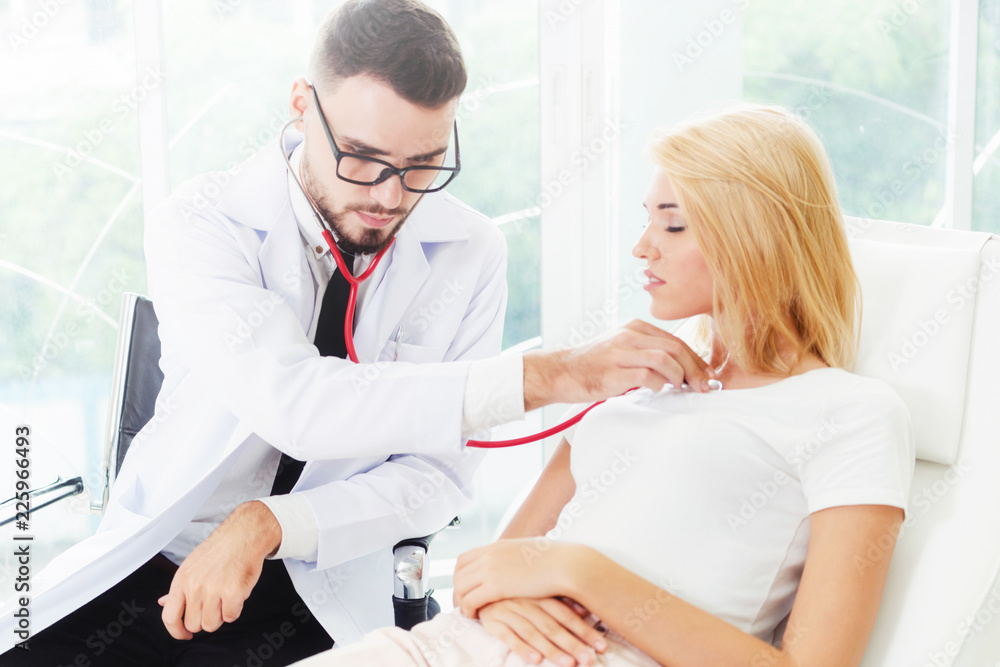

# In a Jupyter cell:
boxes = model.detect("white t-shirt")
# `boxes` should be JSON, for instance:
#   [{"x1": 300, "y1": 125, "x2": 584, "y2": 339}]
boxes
[{"x1": 548, "y1": 367, "x2": 915, "y2": 645}]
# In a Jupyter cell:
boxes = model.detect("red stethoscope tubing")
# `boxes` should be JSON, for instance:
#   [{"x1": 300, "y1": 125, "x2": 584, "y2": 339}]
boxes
[
  {"x1": 465, "y1": 394, "x2": 632, "y2": 448},
  {"x1": 323, "y1": 229, "x2": 618, "y2": 448},
  {"x1": 322, "y1": 229, "x2": 392, "y2": 364}
]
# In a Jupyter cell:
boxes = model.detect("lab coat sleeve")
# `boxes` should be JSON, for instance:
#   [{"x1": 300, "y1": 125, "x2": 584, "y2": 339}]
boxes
[
  {"x1": 144, "y1": 187, "x2": 472, "y2": 462},
  {"x1": 294, "y1": 226, "x2": 508, "y2": 569}
]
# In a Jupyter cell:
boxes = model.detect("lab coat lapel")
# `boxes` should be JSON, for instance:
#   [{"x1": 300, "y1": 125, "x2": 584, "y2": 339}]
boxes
[
  {"x1": 258, "y1": 207, "x2": 315, "y2": 331},
  {"x1": 222, "y1": 135, "x2": 314, "y2": 331},
  {"x1": 352, "y1": 226, "x2": 429, "y2": 362}
]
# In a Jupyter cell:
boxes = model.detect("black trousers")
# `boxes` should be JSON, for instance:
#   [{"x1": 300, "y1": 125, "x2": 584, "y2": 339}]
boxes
[{"x1": 0, "y1": 555, "x2": 333, "y2": 666}]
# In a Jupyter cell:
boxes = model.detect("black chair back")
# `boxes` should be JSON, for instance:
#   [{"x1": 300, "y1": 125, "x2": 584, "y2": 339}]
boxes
[{"x1": 115, "y1": 296, "x2": 164, "y2": 475}]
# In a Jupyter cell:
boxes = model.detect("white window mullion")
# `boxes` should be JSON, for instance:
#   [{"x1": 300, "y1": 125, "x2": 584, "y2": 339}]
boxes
[
  {"x1": 937, "y1": 0, "x2": 980, "y2": 230},
  {"x1": 540, "y1": 0, "x2": 585, "y2": 352},
  {"x1": 539, "y1": 0, "x2": 619, "y2": 456},
  {"x1": 132, "y1": 0, "x2": 170, "y2": 220}
]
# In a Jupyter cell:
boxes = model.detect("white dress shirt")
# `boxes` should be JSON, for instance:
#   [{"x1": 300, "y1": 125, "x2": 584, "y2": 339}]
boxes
[{"x1": 163, "y1": 145, "x2": 523, "y2": 564}]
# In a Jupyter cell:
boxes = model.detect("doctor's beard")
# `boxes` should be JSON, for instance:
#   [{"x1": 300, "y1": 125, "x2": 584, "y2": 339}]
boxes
[{"x1": 300, "y1": 151, "x2": 417, "y2": 256}]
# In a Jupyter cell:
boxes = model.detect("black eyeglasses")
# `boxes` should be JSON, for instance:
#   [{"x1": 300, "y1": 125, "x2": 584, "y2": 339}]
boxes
[{"x1": 310, "y1": 85, "x2": 461, "y2": 194}]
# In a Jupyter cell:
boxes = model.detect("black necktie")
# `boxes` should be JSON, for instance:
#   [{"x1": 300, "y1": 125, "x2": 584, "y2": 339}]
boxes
[{"x1": 270, "y1": 250, "x2": 355, "y2": 496}]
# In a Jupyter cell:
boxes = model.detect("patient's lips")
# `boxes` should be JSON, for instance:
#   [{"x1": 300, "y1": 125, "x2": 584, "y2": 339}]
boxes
[{"x1": 643, "y1": 269, "x2": 666, "y2": 290}]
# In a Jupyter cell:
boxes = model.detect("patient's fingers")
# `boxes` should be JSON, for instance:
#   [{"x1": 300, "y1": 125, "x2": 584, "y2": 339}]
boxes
[
  {"x1": 480, "y1": 599, "x2": 597, "y2": 667},
  {"x1": 538, "y1": 598, "x2": 607, "y2": 653},
  {"x1": 558, "y1": 597, "x2": 590, "y2": 618},
  {"x1": 480, "y1": 616, "x2": 545, "y2": 665}
]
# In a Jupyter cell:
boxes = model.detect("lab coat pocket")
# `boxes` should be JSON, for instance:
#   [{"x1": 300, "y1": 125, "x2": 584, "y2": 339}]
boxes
[{"x1": 394, "y1": 342, "x2": 449, "y2": 364}]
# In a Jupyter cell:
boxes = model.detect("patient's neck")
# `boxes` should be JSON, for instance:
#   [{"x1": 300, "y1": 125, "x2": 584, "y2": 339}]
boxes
[{"x1": 710, "y1": 337, "x2": 828, "y2": 391}]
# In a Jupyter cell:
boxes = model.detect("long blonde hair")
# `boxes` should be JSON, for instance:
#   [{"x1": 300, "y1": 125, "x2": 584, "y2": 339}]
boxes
[{"x1": 650, "y1": 103, "x2": 859, "y2": 374}]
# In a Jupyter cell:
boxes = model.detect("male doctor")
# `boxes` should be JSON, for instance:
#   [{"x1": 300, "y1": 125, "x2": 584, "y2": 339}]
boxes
[{"x1": 0, "y1": 1, "x2": 713, "y2": 664}]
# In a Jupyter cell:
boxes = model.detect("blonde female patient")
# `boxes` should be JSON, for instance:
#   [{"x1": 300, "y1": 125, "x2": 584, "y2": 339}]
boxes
[{"x1": 294, "y1": 104, "x2": 915, "y2": 667}]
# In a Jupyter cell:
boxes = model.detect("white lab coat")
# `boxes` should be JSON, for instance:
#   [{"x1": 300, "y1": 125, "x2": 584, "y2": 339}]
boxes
[{"x1": 0, "y1": 132, "x2": 508, "y2": 649}]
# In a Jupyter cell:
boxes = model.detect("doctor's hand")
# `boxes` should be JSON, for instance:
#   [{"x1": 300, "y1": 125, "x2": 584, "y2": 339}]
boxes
[
  {"x1": 523, "y1": 319, "x2": 714, "y2": 411},
  {"x1": 158, "y1": 500, "x2": 282, "y2": 640},
  {"x1": 478, "y1": 597, "x2": 607, "y2": 667}
]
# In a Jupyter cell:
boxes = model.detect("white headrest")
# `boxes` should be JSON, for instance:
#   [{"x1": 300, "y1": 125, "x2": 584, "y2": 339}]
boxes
[{"x1": 846, "y1": 218, "x2": 991, "y2": 464}]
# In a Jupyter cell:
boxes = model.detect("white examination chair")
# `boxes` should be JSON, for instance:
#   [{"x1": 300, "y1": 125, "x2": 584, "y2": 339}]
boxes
[{"x1": 847, "y1": 217, "x2": 1000, "y2": 666}]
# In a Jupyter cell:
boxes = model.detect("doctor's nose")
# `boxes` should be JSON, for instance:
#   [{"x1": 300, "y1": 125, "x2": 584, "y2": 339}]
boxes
[{"x1": 369, "y1": 174, "x2": 404, "y2": 211}]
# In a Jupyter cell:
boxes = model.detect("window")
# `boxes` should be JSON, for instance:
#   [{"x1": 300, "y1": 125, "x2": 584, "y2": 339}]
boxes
[
  {"x1": 743, "y1": 0, "x2": 951, "y2": 227},
  {"x1": 1, "y1": 1, "x2": 142, "y2": 586},
  {"x1": 606, "y1": 1, "x2": 995, "y2": 324},
  {"x1": 975, "y1": 0, "x2": 1000, "y2": 233},
  {"x1": 0, "y1": 0, "x2": 542, "y2": 596}
]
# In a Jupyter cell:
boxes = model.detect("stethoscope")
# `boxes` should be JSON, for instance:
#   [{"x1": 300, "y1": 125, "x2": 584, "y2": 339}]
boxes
[
  {"x1": 280, "y1": 118, "x2": 722, "y2": 449},
  {"x1": 281, "y1": 117, "x2": 393, "y2": 365}
]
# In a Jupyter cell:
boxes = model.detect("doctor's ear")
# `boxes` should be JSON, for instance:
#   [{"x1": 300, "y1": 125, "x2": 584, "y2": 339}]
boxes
[{"x1": 288, "y1": 77, "x2": 313, "y2": 132}]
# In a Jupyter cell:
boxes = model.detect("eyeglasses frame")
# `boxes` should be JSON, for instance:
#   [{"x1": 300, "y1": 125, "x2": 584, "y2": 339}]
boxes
[{"x1": 309, "y1": 84, "x2": 461, "y2": 194}]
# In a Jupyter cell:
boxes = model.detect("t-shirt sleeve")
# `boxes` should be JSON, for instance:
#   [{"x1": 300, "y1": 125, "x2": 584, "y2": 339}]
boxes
[
  {"x1": 797, "y1": 379, "x2": 916, "y2": 518},
  {"x1": 561, "y1": 402, "x2": 597, "y2": 445}
]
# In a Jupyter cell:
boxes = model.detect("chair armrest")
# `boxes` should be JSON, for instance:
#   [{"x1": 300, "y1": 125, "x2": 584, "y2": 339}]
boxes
[
  {"x1": 392, "y1": 517, "x2": 460, "y2": 599},
  {"x1": 393, "y1": 542, "x2": 430, "y2": 600},
  {"x1": 0, "y1": 476, "x2": 85, "y2": 527}
]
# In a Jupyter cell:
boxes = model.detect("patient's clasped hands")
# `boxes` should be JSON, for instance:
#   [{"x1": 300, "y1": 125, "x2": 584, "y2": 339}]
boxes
[{"x1": 454, "y1": 539, "x2": 608, "y2": 667}]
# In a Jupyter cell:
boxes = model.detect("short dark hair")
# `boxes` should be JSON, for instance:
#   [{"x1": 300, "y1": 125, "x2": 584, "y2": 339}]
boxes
[{"x1": 309, "y1": 0, "x2": 468, "y2": 108}]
